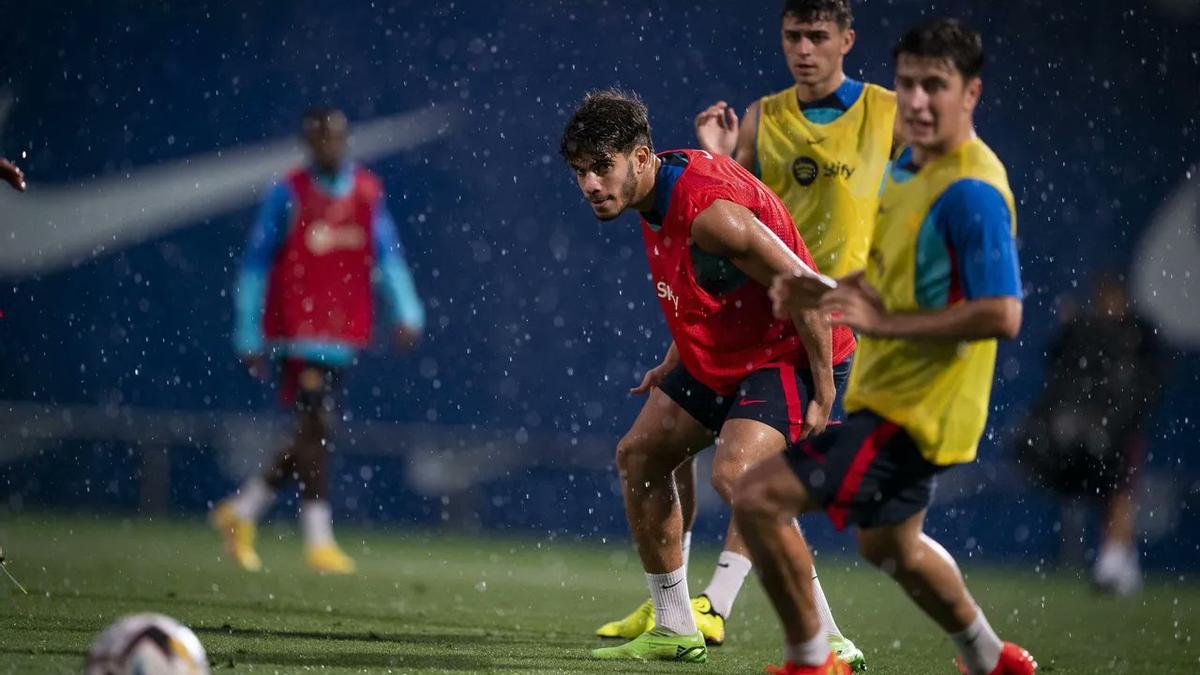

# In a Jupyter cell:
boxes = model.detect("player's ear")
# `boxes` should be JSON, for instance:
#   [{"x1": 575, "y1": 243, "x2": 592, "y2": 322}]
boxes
[
  {"x1": 634, "y1": 145, "x2": 653, "y2": 172},
  {"x1": 963, "y1": 76, "x2": 982, "y2": 113},
  {"x1": 842, "y1": 27, "x2": 855, "y2": 55}
]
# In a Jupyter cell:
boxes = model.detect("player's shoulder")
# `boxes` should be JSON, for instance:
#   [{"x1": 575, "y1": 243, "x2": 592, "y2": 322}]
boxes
[
  {"x1": 861, "y1": 82, "x2": 897, "y2": 109},
  {"x1": 757, "y1": 85, "x2": 795, "y2": 116},
  {"x1": 352, "y1": 165, "x2": 384, "y2": 198}
]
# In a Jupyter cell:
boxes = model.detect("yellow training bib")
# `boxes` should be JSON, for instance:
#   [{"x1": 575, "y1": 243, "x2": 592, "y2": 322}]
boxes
[
  {"x1": 756, "y1": 82, "x2": 895, "y2": 277},
  {"x1": 844, "y1": 137, "x2": 1016, "y2": 466}
]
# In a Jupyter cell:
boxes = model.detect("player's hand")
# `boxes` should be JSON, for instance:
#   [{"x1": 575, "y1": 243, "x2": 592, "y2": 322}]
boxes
[
  {"x1": 241, "y1": 354, "x2": 268, "y2": 381},
  {"x1": 0, "y1": 159, "x2": 26, "y2": 192},
  {"x1": 821, "y1": 271, "x2": 888, "y2": 335},
  {"x1": 630, "y1": 361, "x2": 673, "y2": 395},
  {"x1": 799, "y1": 397, "x2": 832, "y2": 440},
  {"x1": 694, "y1": 101, "x2": 739, "y2": 156},
  {"x1": 770, "y1": 272, "x2": 834, "y2": 318},
  {"x1": 393, "y1": 324, "x2": 422, "y2": 352}
]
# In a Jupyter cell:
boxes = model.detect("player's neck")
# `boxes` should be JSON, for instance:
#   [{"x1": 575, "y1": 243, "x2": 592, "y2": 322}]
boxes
[
  {"x1": 794, "y1": 70, "x2": 845, "y2": 104},
  {"x1": 912, "y1": 125, "x2": 976, "y2": 167},
  {"x1": 631, "y1": 155, "x2": 662, "y2": 214}
]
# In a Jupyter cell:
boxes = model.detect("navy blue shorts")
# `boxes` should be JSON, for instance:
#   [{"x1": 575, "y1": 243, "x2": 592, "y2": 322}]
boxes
[
  {"x1": 657, "y1": 359, "x2": 852, "y2": 441},
  {"x1": 784, "y1": 410, "x2": 945, "y2": 530}
]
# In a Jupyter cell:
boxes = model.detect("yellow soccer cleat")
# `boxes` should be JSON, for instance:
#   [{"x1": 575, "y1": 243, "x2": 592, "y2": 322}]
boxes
[
  {"x1": 691, "y1": 594, "x2": 726, "y2": 645},
  {"x1": 209, "y1": 501, "x2": 262, "y2": 572},
  {"x1": 305, "y1": 543, "x2": 357, "y2": 575},
  {"x1": 596, "y1": 598, "x2": 655, "y2": 639}
]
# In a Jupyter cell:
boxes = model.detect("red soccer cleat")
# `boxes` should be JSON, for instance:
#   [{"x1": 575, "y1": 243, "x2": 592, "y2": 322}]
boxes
[
  {"x1": 765, "y1": 651, "x2": 851, "y2": 675},
  {"x1": 956, "y1": 642, "x2": 1038, "y2": 674}
]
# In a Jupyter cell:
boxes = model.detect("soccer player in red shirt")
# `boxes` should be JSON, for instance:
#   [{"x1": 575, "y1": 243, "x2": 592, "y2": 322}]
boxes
[
  {"x1": 561, "y1": 89, "x2": 855, "y2": 663},
  {"x1": 210, "y1": 108, "x2": 424, "y2": 574}
]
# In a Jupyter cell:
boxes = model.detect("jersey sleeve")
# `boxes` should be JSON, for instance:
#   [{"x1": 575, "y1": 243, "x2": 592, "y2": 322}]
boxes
[
  {"x1": 232, "y1": 182, "x2": 291, "y2": 355},
  {"x1": 935, "y1": 179, "x2": 1022, "y2": 300},
  {"x1": 372, "y1": 198, "x2": 425, "y2": 331}
]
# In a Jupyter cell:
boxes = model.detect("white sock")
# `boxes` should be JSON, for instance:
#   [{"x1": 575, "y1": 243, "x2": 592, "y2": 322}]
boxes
[
  {"x1": 1095, "y1": 541, "x2": 1138, "y2": 577},
  {"x1": 229, "y1": 476, "x2": 274, "y2": 522},
  {"x1": 647, "y1": 567, "x2": 697, "y2": 635},
  {"x1": 300, "y1": 500, "x2": 335, "y2": 548},
  {"x1": 701, "y1": 551, "x2": 752, "y2": 618},
  {"x1": 950, "y1": 608, "x2": 1003, "y2": 675},
  {"x1": 681, "y1": 531, "x2": 693, "y2": 569},
  {"x1": 785, "y1": 630, "x2": 830, "y2": 667},
  {"x1": 811, "y1": 569, "x2": 844, "y2": 637}
]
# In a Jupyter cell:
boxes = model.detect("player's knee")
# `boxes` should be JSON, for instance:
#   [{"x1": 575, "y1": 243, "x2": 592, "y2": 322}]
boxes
[
  {"x1": 709, "y1": 464, "x2": 738, "y2": 504},
  {"x1": 615, "y1": 434, "x2": 652, "y2": 475},
  {"x1": 732, "y1": 472, "x2": 782, "y2": 525}
]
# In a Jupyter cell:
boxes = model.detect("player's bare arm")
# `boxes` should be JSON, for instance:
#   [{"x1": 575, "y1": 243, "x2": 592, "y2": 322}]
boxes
[
  {"x1": 692, "y1": 199, "x2": 834, "y2": 436},
  {"x1": 694, "y1": 101, "x2": 759, "y2": 174},
  {"x1": 630, "y1": 341, "x2": 680, "y2": 395},
  {"x1": 1, "y1": 158, "x2": 27, "y2": 192},
  {"x1": 821, "y1": 271, "x2": 1022, "y2": 340}
]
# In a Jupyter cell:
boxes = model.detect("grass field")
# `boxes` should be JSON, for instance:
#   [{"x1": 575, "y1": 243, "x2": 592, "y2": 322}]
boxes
[{"x1": 1, "y1": 514, "x2": 1197, "y2": 673}]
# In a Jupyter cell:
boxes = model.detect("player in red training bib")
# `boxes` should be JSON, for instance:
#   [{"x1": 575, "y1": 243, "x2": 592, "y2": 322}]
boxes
[
  {"x1": 561, "y1": 89, "x2": 854, "y2": 664},
  {"x1": 210, "y1": 108, "x2": 424, "y2": 575}
]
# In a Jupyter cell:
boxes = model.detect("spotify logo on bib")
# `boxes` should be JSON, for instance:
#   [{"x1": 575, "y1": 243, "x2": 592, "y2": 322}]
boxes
[{"x1": 792, "y1": 156, "x2": 818, "y2": 186}]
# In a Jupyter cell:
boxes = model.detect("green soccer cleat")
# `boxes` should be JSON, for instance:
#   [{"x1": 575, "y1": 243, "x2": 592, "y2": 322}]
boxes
[
  {"x1": 595, "y1": 597, "x2": 655, "y2": 639},
  {"x1": 591, "y1": 627, "x2": 708, "y2": 662},
  {"x1": 830, "y1": 633, "x2": 867, "y2": 672}
]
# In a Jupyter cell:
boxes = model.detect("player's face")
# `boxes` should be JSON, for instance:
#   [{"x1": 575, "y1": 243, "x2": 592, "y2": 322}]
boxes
[
  {"x1": 780, "y1": 15, "x2": 854, "y2": 87},
  {"x1": 894, "y1": 54, "x2": 981, "y2": 151},
  {"x1": 570, "y1": 150, "x2": 642, "y2": 221},
  {"x1": 304, "y1": 114, "x2": 349, "y2": 172}
]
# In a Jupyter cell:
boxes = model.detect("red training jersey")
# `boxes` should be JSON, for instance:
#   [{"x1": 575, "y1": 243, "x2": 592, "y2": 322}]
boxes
[
  {"x1": 263, "y1": 167, "x2": 381, "y2": 347},
  {"x1": 641, "y1": 149, "x2": 855, "y2": 394}
]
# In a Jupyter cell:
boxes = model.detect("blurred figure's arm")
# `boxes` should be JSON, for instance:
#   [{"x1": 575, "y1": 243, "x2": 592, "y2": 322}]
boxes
[
  {"x1": 233, "y1": 183, "x2": 291, "y2": 361},
  {"x1": 372, "y1": 199, "x2": 424, "y2": 350},
  {"x1": 0, "y1": 158, "x2": 26, "y2": 192}
]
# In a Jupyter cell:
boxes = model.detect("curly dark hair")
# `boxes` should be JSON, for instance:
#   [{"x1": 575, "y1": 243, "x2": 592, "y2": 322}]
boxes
[
  {"x1": 893, "y1": 18, "x2": 984, "y2": 79},
  {"x1": 781, "y1": 0, "x2": 852, "y2": 29},
  {"x1": 559, "y1": 89, "x2": 653, "y2": 165}
]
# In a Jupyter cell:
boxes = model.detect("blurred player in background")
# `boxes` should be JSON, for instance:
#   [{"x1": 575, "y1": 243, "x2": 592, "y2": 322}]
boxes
[
  {"x1": 1017, "y1": 275, "x2": 1164, "y2": 596},
  {"x1": 1, "y1": 158, "x2": 26, "y2": 191},
  {"x1": 599, "y1": 3, "x2": 891, "y2": 666},
  {"x1": 211, "y1": 107, "x2": 424, "y2": 574},
  {"x1": 562, "y1": 89, "x2": 856, "y2": 663},
  {"x1": 735, "y1": 19, "x2": 1037, "y2": 674}
]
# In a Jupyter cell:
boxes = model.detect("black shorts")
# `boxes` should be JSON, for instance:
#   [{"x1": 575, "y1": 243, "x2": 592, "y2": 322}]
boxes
[
  {"x1": 658, "y1": 359, "x2": 852, "y2": 441},
  {"x1": 784, "y1": 410, "x2": 944, "y2": 531}
]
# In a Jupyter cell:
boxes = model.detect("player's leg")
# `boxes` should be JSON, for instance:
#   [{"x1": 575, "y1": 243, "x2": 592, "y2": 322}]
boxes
[
  {"x1": 733, "y1": 452, "x2": 844, "y2": 672},
  {"x1": 210, "y1": 359, "x2": 307, "y2": 571},
  {"x1": 1094, "y1": 434, "x2": 1143, "y2": 595},
  {"x1": 674, "y1": 456, "x2": 697, "y2": 568},
  {"x1": 291, "y1": 365, "x2": 355, "y2": 574},
  {"x1": 591, "y1": 387, "x2": 714, "y2": 661},
  {"x1": 692, "y1": 364, "x2": 863, "y2": 667},
  {"x1": 856, "y1": 515, "x2": 1035, "y2": 674}
]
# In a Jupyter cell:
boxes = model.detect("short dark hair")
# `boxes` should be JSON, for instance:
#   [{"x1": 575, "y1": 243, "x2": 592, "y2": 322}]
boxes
[
  {"x1": 302, "y1": 106, "x2": 347, "y2": 132},
  {"x1": 781, "y1": 0, "x2": 852, "y2": 29},
  {"x1": 560, "y1": 89, "x2": 653, "y2": 164},
  {"x1": 893, "y1": 18, "x2": 984, "y2": 79}
]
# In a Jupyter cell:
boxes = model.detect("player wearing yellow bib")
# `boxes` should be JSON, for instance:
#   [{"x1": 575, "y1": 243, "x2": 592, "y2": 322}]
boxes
[
  {"x1": 595, "y1": 2, "x2": 882, "y2": 669},
  {"x1": 734, "y1": 19, "x2": 1037, "y2": 675}
]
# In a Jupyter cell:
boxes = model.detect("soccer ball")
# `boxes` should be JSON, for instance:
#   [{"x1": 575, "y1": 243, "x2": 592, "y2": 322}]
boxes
[{"x1": 85, "y1": 613, "x2": 210, "y2": 675}]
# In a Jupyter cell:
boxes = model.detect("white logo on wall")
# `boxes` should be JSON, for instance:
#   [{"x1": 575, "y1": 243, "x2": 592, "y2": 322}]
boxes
[
  {"x1": 1133, "y1": 163, "x2": 1200, "y2": 349},
  {"x1": 0, "y1": 104, "x2": 455, "y2": 277}
]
